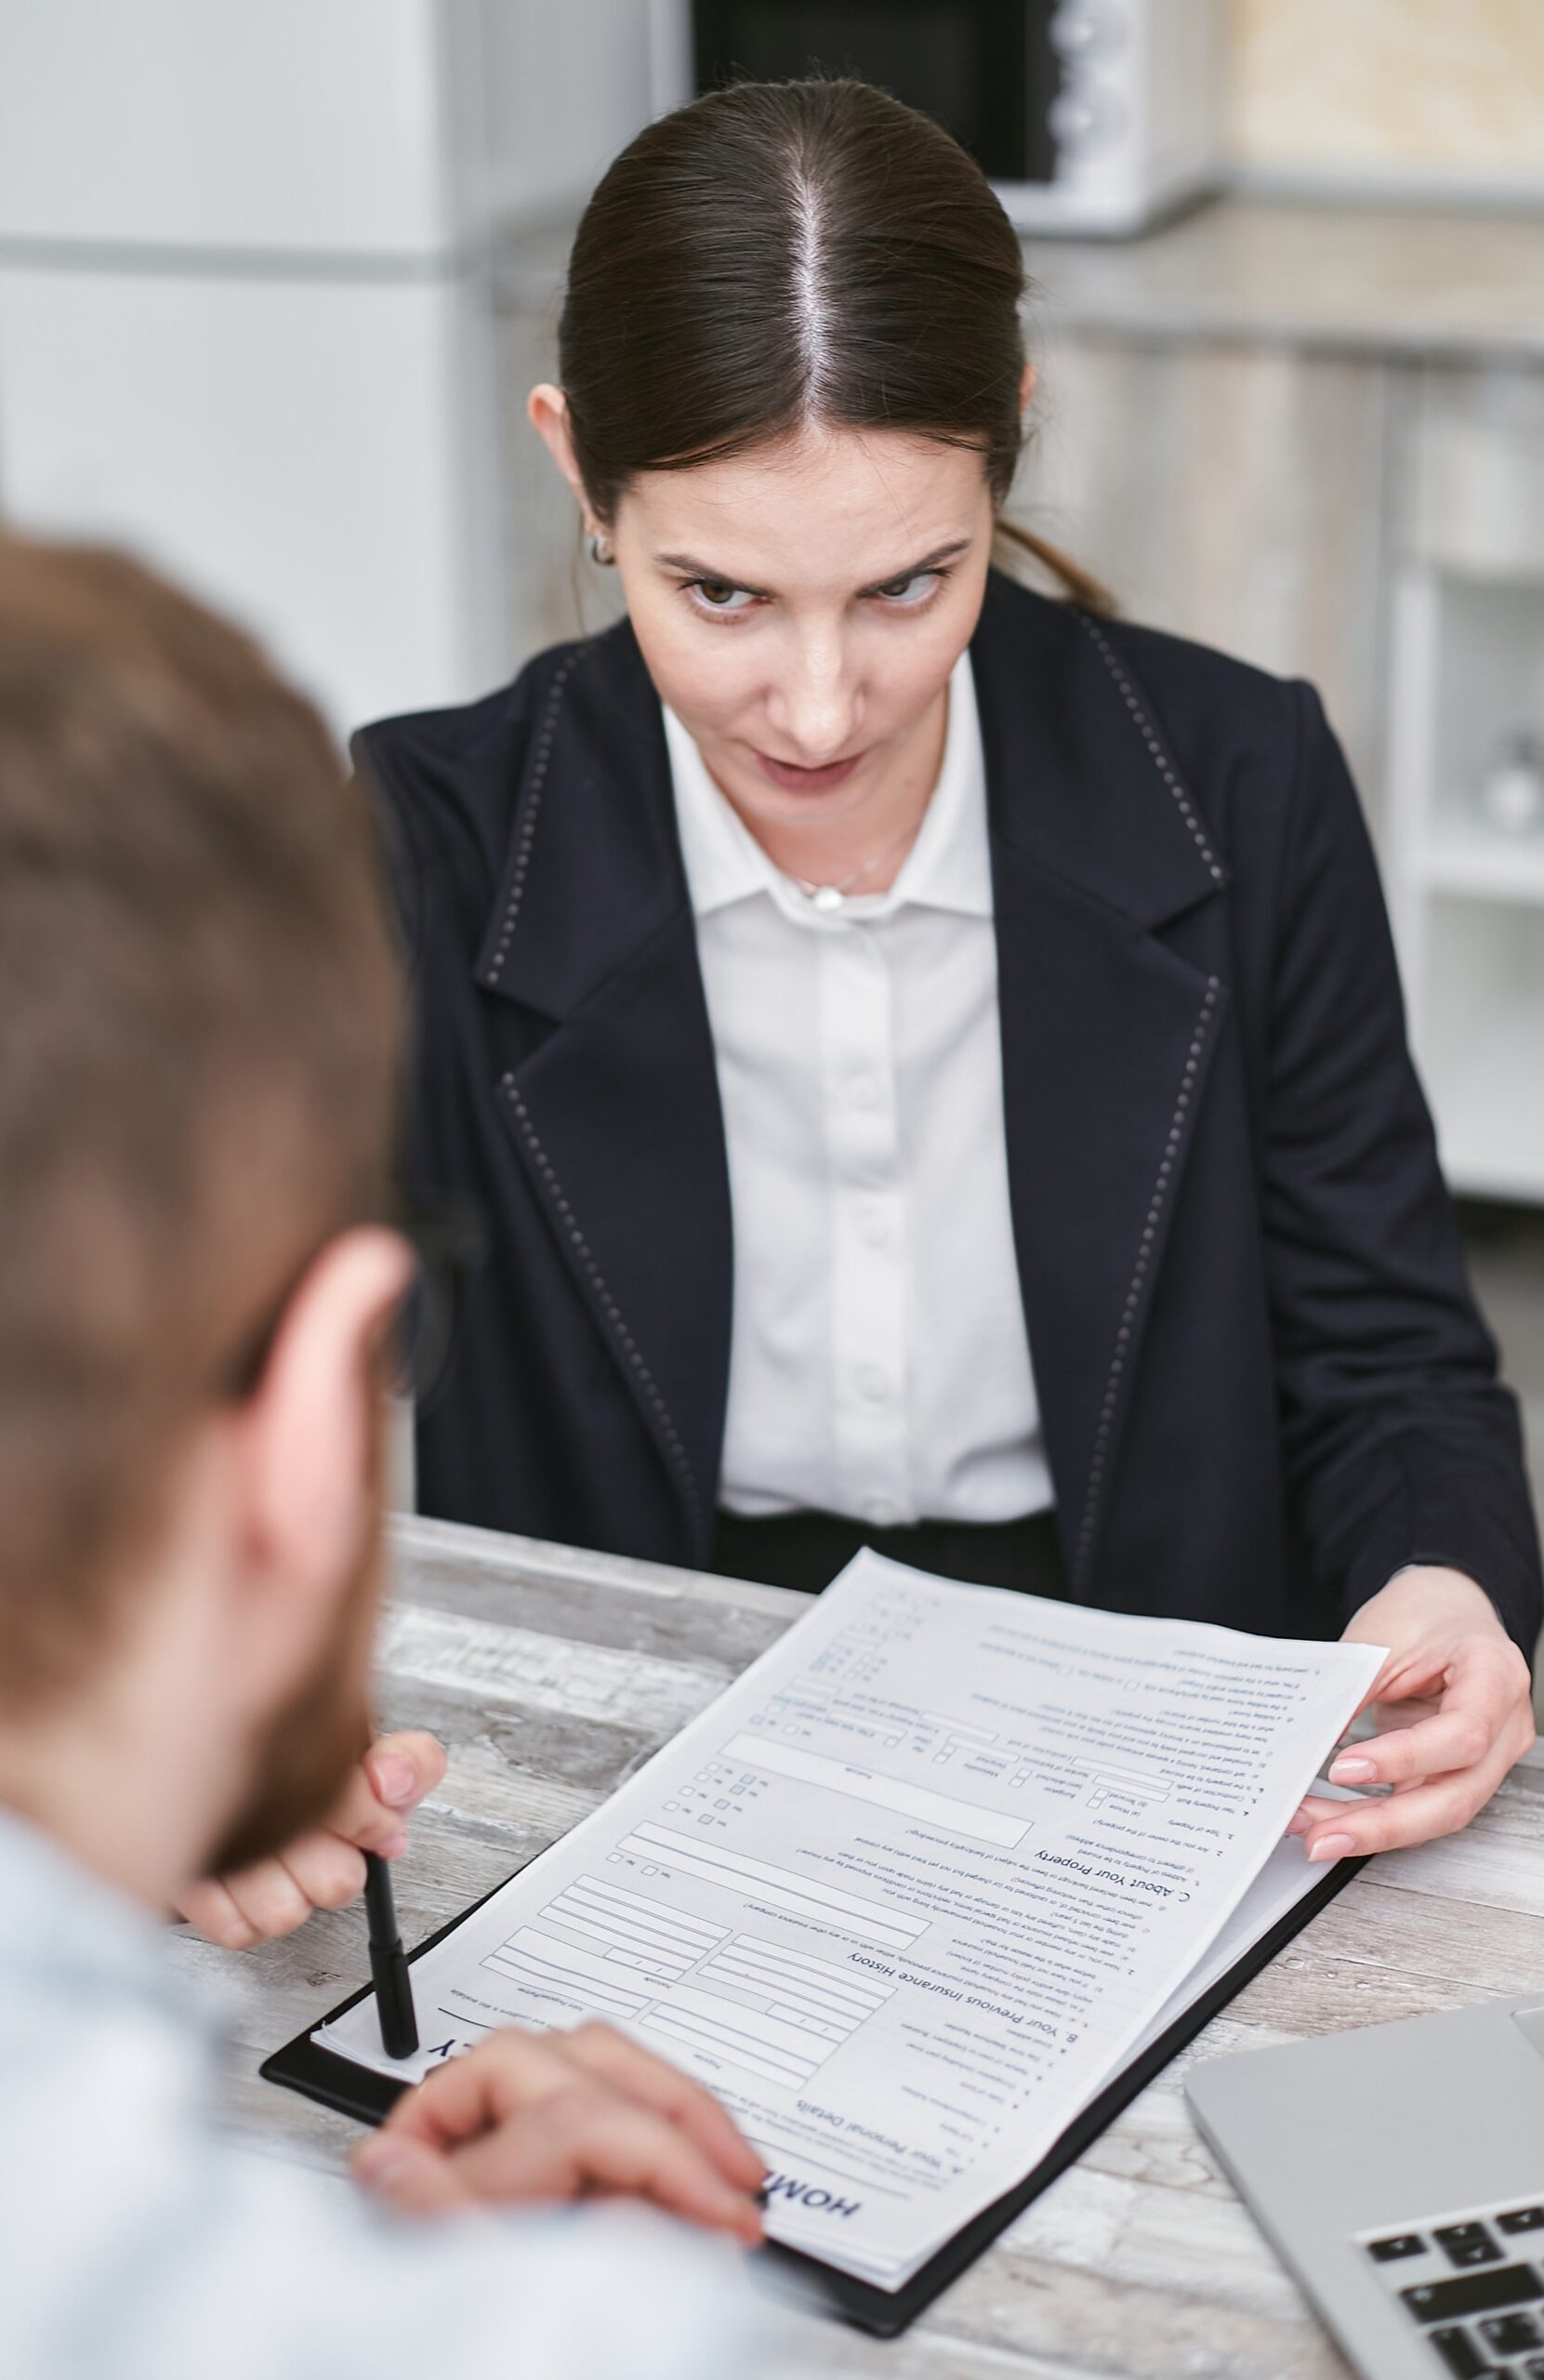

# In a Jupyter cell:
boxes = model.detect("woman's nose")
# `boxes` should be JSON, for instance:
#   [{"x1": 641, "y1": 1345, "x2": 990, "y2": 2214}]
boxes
[{"x1": 765, "y1": 641, "x2": 859, "y2": 760}]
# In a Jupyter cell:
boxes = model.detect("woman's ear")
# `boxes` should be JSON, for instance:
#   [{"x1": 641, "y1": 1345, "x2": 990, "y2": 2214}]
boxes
[
  {"x1": 1019, "y1": 362, "x2": 1037, "y2": 417},
  {"x1": 527, "y1": 384, "x2": 595, "y2": 524}
]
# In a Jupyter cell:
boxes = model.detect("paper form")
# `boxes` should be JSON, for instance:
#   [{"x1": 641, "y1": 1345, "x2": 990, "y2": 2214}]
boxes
[
  {"x1": 1120, "y1": 1783, "x2": 1364, "y2": 2071},
  {"x1": 319, "y1": 1553, "x2": 1383, "y2": 2284}
]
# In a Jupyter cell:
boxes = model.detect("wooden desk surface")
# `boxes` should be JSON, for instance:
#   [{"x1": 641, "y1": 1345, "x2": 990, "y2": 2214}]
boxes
[{"x1": 170, "y1": 1514, "x2": 1544, "y2": 2379}]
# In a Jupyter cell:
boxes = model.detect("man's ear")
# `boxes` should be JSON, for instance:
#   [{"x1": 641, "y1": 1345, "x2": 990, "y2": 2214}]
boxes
[
  {"x1": 236, "y1": 1228, "x2": 415, "y2": 1611},
  {"x1": 527, "y1": 383, "x2": 595, "y2": 524}
]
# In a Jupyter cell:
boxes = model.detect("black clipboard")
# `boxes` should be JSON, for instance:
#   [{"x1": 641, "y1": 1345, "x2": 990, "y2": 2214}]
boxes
[{"x1": 262, "y1": 1844, "x2": 1367, "y2": 2337}]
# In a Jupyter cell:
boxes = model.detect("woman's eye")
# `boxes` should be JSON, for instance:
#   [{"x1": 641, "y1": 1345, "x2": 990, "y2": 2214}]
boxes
[
  {"x1": 873, "y1": 571, "x2": 941, "y2": 606},
  {"x1": 689, "y1": 578, "x2": 756, "y2": 614}
]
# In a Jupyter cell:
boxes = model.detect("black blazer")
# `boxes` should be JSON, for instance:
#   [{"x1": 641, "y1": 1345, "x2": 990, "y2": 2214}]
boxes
[{"x1": 358, "y1": 569, "x2": 1542, "y2": 1653}]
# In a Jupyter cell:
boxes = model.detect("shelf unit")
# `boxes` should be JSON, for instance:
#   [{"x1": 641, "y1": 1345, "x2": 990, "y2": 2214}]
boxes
[{"x1": 1386, "y1": 567, "x2": 1544, "y2": 1202}]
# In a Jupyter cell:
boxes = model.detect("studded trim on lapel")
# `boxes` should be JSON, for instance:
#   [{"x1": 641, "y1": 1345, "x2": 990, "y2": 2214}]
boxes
[
  {"x1": 1074, "y1": 613, "x2": 1228, "y2": 893},
  {"x1": 470, "y1": 623, "x2": 732, "y2": 1556},
  {"x1": 499, "y1": 1072, "x2": 706, "y2": 1533},
  {"x1": 480, "y1": 654, "x2": 582, "y2": 992},
  {"x1": 973, "y1": 576, "x2": 1233, "y2": 1596},
  {"x1": 1070, "y1": 972, "x2": 1223, "y2": 1590}
]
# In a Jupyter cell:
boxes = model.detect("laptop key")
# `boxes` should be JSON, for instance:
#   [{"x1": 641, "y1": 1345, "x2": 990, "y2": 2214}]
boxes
[
  {"x1": 1522, "y1": 2359, "x2": 1544, "y2": 2378},
  {"x1": 1499, "y1": 2208, "x2": 1544, "y2": 2238},
  {"x1": 1427, "y1": 2328, "x2": 1491, "y2": 2378},
  {"x1": 1402, "y1": 2267, "x2": 1544, "y2": 2323},
  {"x1": 1479, "y1": 2309, "x2": 1542, "y2": 2353},
  {"x1": 1433, "y1": 2225, "x2": 1505, "y2": 2268},
  {"x1": 1369, "y1": 2233, "x2": 1428, "y2": 2262}
]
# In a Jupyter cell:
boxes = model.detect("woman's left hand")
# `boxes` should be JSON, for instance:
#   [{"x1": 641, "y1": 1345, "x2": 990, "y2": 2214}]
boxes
[{"x1": 1288, "y1": 1567, "x2": 1535, "y2": 1862}]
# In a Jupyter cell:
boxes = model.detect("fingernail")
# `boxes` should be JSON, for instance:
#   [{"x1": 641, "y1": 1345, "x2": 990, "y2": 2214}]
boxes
[
  {"x1": 353, "y1": 2138, "x2": 413, "y2": 2188},
  {"x1": 1308, "y1": 1832, "x2": 1356, "y2": 1863},
  {"x1": 370, "y1": 1753, "x2": 417, "y2": 1805},
  {"x1": 376, "y1": 1828, "x2": 410, "y2": 1859},
  {"x1": 1284, "y1": 1810, "x2": 1310, "y2": 1837},
  {"x1": 1329, "y1": 1755, "x2": 1376, "y2": 1783}
]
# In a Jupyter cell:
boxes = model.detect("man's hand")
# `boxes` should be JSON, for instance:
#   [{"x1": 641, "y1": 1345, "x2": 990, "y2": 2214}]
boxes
[
  {"x1": 174, "y1": 1731, "x2": 446, "y2": 1948},
  {"x1": 351, "y1": 2021, "x2": 767, "y2": 2244},
  {"x1": 1289, "y1": 1568, "x2": 1535, "y2": 1862}
]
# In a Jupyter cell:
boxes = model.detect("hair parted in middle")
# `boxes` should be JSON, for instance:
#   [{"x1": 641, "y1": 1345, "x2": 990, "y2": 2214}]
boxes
[{"x1": 558, "y1": 75, "x2": 1110, "y2": 612}]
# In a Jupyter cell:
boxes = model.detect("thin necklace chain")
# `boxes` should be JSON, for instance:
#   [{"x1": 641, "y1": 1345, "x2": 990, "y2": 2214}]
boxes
[{"x1": 785, "y1": 812, "x2": 923, "y2": 906}]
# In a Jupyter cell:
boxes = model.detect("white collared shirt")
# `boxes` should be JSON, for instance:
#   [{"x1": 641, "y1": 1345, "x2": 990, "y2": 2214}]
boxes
[{"x1": 665, "y1": 652, "x2": 1054, "y2": 1528}]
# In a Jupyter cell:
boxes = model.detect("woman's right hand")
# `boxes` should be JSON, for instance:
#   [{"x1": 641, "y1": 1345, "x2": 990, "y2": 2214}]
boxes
[{"x1": 351, "y1": 2021, "x2": 766, "y2": 2243}]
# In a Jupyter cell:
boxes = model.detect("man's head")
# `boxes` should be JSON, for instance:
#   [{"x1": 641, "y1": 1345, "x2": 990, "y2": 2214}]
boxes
[{"x1": 0, "y1": 535, "x2": 411, "y2": 1897}]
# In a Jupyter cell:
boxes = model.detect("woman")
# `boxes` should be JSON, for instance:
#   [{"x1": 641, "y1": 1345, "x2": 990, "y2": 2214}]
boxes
[{"x1": 360, "y1": 79, "x2": 1539, "y2": 1865}]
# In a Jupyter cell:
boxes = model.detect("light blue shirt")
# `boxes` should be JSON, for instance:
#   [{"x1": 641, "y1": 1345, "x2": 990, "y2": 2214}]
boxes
[{"x1": 0, "y1": 1811, "x2": 796, "y2": 2380}]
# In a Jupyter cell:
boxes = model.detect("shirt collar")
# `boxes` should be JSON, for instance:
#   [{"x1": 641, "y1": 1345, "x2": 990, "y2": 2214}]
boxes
[{"x1": 664, "y1": 649, "x2": 993, "y2": 927}]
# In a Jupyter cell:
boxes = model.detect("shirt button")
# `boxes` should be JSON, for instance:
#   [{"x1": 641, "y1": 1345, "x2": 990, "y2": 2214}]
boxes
[
  {"x1": 865, "y1": 1497, "x2": 902, "y2": 1527},
  {"x1": 848, "y1": 1072, "x2": 881, "y2": 1110},
  {"x1": 859, "y1": 1206, "x2": 891, "y2": 1250},
  {"x1": 856, "y1": 1363, "x2": 891, "y2": 1403}
]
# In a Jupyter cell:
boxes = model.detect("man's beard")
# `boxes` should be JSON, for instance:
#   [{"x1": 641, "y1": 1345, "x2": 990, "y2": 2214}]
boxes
[{"x1": 203, "y1": 1444, "x2": 387, "y2": 1876}]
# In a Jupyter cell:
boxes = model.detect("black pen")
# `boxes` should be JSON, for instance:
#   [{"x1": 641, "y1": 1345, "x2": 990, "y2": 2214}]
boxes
[{"x1": 363, "y1": 1849, "x2": 419, "y2": 2059}]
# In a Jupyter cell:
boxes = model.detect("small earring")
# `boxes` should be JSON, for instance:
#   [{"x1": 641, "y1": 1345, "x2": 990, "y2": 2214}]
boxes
[{"x1": 587, "y1": 529, "x2": 614, "y2": 566}]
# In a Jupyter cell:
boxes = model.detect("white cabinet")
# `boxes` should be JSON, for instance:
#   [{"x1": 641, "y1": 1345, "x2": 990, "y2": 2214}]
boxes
[
  {"x1": 0, "y1": 2, "x2": 652, "y2": 734},
  {"x1": 0, "y1": 261, "x2": 502, "y2": 734},
  {"x1": 1380, "y1": 367, "x2": 1544, "y2": 1203},
  {"x1": 1387, "y1": 563, "x2": 1544, "y2": 1201},
  {"x1": 0, "y1": 1, "x2": 465, "y2": 257}
]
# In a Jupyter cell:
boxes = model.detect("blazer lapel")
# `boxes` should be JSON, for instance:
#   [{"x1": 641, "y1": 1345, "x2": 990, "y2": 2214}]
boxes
[
  {"x1": 974, "y1": 579, "x2": 1232, "y2": 1595},
  {"x1": 475, "y1": 623, "x2": 732, "y2": 1559}
]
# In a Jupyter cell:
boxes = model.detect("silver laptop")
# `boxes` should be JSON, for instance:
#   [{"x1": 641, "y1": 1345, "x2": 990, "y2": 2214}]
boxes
[{"x1": 1187, "y1": 2000, "x2": 1544, "y2": 2379}]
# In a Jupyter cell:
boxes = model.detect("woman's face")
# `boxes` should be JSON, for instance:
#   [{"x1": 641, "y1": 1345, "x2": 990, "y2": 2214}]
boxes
[{"x1": 572, "y1": 417, "x2": 995, "y2": 835}]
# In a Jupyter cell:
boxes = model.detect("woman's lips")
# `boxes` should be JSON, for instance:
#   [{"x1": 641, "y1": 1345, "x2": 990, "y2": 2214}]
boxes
[{"x1": 753, "y1": 747, "x2": 867, "y2": 794}]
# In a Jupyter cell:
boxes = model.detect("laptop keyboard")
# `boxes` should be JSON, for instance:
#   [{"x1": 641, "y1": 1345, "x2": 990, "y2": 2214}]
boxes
[{"x1": 1358, "y1": 2198, "x2": 1544, "y2": 2374}]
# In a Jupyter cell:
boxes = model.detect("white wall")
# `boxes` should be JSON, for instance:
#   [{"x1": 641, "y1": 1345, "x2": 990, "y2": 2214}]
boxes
[
  {"x1": 0, "y1": 258, "x2": 503, "y2": 734},
  {"x1": 0, "y1": 1, "x2": 653, "y2": 733},
  {"x1": 478, "y1": 0, "x2": 653, "y2": 226},
  {"x1": 0, "y1": 0, "x2": 466, "y2": 258}
]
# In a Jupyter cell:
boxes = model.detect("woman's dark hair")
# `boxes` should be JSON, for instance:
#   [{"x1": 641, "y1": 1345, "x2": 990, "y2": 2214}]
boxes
[{"x1": 558, "y1": 76, "x2": 1110, "y2": 612}]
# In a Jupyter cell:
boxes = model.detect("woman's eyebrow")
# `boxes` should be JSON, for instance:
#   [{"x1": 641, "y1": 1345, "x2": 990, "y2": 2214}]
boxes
[
  {"x1": 653, "y1": 536, "x2": 974, "y2": 595},
  {"x1": 856, "y1": 537, "x2": 973, "y2": 591},
  {"x1": 655, "y1": 551, "x2": 773, "y2": 594}
]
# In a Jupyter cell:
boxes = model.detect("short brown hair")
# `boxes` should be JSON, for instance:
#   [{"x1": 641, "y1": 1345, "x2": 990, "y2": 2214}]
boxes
[{"x1": 0, "y1": 535, "x2": 400, "y2": 1705}]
